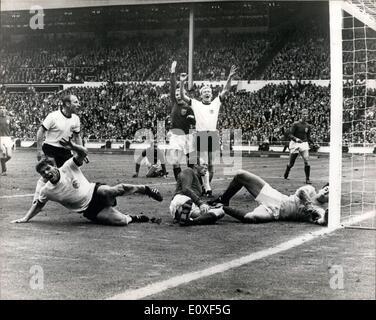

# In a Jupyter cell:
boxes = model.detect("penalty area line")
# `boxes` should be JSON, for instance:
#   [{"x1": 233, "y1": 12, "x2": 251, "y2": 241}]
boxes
[{"x1": 107, "y1": 210, "x2": 376, "y2": 300}]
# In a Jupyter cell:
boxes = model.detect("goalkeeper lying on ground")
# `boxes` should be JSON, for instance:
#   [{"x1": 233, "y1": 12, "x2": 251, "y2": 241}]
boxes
[{"x1": 209, "y1": 169, "x2": 329, "y2": 225}]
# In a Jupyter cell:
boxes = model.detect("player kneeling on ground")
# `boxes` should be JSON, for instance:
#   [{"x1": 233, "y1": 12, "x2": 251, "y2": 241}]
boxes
[
  {"x1": 169, "y1": 159, "x2": 224, "y2": 226},
  {"x1": 209, "y1": 169, "x2": 329, "y2": 226},
  {"x1": 12, "y1": 138, "x2": 163, "y2": 226}
]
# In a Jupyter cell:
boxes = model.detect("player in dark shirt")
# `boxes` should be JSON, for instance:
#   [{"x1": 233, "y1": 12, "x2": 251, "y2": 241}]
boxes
[
  {"x1": 168, "y1": 61, "x2": 196, "y2": 181},
  {"x1": 169, "y1": 159, "x2": 224, "y2": 226},
  {"x1": 133, "y1": 142, "x2": 168, "y2": 178},
  {"x1": 0, "y1": 105, "x2": 13, "y2": 176},
  {"x1": 283, "y1": 108, "x2": 314, "y2": 184}
]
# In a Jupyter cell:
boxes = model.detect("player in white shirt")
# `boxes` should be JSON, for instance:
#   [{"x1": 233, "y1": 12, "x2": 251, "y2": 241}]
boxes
[
  {"x1": 33, "y1": 94, "x2": 84, "y2": 203},
  {"x1": 12, "y1": 138, "x2": 163, "y2": 226},
  {"x1": 37, "y1": 94, "x2": 82, "y2": 167},
  {"x1": 209, "y1": 169, "x2": 329, "y2": 225},
  {"x1": 179, "y1": 65, "x2": 237, "y2": 196}
]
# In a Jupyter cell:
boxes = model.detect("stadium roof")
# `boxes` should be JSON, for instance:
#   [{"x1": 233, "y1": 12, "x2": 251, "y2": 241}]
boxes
[{"x1": 1, "y1": 0, "x2": 227, "y2": 12}]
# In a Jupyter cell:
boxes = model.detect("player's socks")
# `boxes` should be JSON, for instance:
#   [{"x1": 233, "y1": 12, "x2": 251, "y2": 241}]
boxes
[
  {"x1": 133, "y1": 163, "x2": 140, "y2": 177},
  {"x1": 202, "y1": 171, "x2": 211, "y2": 195},
  {"x1": 0, "y1": 158, "x2": 6, "y2": 173},
  {"x1": 208, "y1": 196, "x2": 228, "y2": 206},
  {"x1": 208, "y1": 165, "x2": 214, "y2": 182},
  {"x1": 304, "y1": 165, "x2": 311, "y2": 184},
  {"x1": 173, "y1": 167, "x2": 181, "y2": 180},
  {"x1": 130, "y1": 214, "x2": 150, "y2": 223},
  {"x1": 217, "y1": 176, "x2": 244, "y2": 205},
  {"x1": 186, "y1": 212, "x2": 219, "y2": 226},
  {"x1": 144, "y1": 186, "x2": 163, "y2": 202},
  {"x1": 284, "y1": 165, "x2": 291, "y2": 179},
  {"x1": 161, "y1": 164, "x2": 167, "y2": 176},
  {"x1": 223, "y1": 206, "x2": 249, "y2": 222}
]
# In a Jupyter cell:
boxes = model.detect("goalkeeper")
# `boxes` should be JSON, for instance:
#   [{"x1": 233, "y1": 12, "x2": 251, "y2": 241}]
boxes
[{"x1": 209, "y1": 169, "x2": 329, "y2": 225}]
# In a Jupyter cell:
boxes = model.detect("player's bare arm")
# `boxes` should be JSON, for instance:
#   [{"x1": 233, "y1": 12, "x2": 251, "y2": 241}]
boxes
[
  {"x1": 59, "y1": 138, "x2": 88, "y2": 165},
  {"x1": 11, "y1": 200, "x2": 46, "y2": 223},
  {"x1": 72, "y1": 131, "x2": 83, "y2": 146},
  {"x1": 170, "y1": 60, "x2": 177, "y2": 101},
  {"x1": 179, "y1": 73, "x2": 191, "y2": 104},
  {"x1": 219, "y1": 65, "x2": 237, "y2": 100},
  {"x1": 36, "y1": 126, "x2": 47, "y2": 160}
]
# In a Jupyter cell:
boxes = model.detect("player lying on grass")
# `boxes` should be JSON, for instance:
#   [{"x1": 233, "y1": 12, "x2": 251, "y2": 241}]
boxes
[
  {"x1": 12, "y1": 138, "x2": 163, "y2": 226},
  {"x1": 169, "y1": 158, "x2": 224, "y2": 226},
  {"x1": 209, "y1": 169, "x2": 329, "y2": 225}
]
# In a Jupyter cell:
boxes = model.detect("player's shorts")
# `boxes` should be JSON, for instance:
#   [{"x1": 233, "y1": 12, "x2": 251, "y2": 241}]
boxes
[
  {"x1": 0, "y1": 136, "x2": 14, "y2": 157},
  {"x1": 289, "y1": 141, "x2": 310, "y2": 154},
  {"x1": 169, "y1": 133, "x2": 195, "y2": 155},
  {"x1": 81, "y1": 183, "x2": 117, "y2": 222},
  {"x1": 246, "y1": 183, "x2": 289, "y2": 220},
  {"x1": 42, "y1": 143, "x2": 72, "y2": 168}
]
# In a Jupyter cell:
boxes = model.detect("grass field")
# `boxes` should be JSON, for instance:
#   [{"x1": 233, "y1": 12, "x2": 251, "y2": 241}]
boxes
[{"x1": 0, "y1": 150, "x2": 375, "y2": 300}]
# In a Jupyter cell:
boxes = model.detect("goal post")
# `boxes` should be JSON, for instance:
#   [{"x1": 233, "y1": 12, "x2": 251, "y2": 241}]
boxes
[
  {"x1": 329, "y1": 0, "x2": 376, "y2": 229},
  {"x1": 328, "y1": 0, "x2": 343, "y2": 228}
]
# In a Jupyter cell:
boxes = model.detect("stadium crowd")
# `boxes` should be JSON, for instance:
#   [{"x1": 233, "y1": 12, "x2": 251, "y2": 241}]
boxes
[
  {"x1": 261, "y1": 24, "x2": 330, "y2": 80},
  {"x1": 1, "y1": 79, "x2": 374, "y2": 144},
  {"x1": 1, "y1": 29, "x2": 333, "y2": 83}
]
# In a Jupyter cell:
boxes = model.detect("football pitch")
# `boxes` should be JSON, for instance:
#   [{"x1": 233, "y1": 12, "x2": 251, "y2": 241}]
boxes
[{"x1": 0, "y1": 151, "x2": 375, "y2": 299}]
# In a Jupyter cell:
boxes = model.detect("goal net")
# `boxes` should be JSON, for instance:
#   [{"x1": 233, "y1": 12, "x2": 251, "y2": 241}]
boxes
[{"x1": 329, "y1": 0, "x2": 376, "y2": 229}]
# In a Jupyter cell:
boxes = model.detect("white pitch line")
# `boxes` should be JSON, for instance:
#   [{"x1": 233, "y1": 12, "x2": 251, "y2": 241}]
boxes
[
  {"x1": 0, "y1": 193, "x2": 34, "y2": 199},
  {"x1": 107, "y1": 210, "x2": 376, "y2": 300}
]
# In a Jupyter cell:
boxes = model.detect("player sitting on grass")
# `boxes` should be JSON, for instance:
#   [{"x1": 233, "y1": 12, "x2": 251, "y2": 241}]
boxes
[
  {"x1": 12, "y1": 138, "x2": 163, "y2": 226},
  {"x1": 209, "y1": 169, "x2": 329, "y2": 226},
  {"x1": 169, "y1": 158, "x2": 224, "y2": 226}
]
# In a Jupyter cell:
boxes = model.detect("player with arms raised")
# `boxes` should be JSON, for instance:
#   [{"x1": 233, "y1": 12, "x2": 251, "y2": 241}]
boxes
[
  {"x1": 168, "y1": 60, "x2": 195, "y2": 181},
  {"x1": 179, "y1": 65, "x2": 237, "y2": 195},
  {"x1": 283, "y1": 108, "x2": 314, "y2": 184}
]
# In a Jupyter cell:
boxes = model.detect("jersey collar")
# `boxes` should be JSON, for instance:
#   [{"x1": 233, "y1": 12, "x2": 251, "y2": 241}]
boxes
[{"x1": 59, "y1": 107, "x2": 72, "y2": 119}]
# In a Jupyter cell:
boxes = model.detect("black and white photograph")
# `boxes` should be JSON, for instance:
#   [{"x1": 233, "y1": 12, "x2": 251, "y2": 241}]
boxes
[{"x1": 0, "y1": 0, "x2": 375, "y2": 304}]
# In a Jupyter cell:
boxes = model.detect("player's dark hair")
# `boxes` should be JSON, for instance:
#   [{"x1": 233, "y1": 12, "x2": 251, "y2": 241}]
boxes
[
  {"x1": 322, "y1": 182, "x2": 329, "y2": 188},
  {"x1": 35, "y1": 158, "x2": 55, "y2": 173}
]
